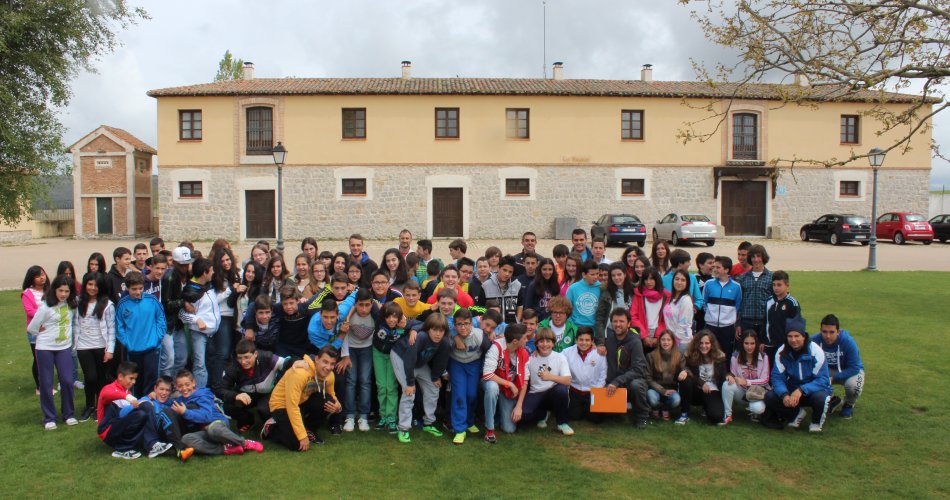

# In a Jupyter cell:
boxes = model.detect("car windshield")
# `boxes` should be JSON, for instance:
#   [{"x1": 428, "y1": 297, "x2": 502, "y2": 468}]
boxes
[
  {"x1": 845, "y1": 217, "x2": 868, "y2": 224},
  {"x1": 611, "y1": 216, "x2": 641, "y2": 224},
  {"x1": 905, "y1": 214, "x2": 925, "y2": 222},
  {"x1": 681, "y1": 215, "x2": 710, "y2": 222}
]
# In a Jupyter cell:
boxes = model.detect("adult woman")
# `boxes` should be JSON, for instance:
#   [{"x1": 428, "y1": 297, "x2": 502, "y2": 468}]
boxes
[
  {"x1": 301, "y1": 237, "x2": 319, "y2": 262},
  {"x1": 646, "y1": 330, "x2": 685, "y2": 421},
  {"x1": 21, "y1": 265, "x2": 49, "y2": 395},
  {"x1": 630, "y1": 268, "x2": 670, "y2": 351},
  {"x1": 663, "y1": 269, "x2": 694, "y2": 351},
  {"x1": 381, "y1": 248, "x2": 410, "y2": 292},
  {"x1": 28, "y1": 275, "x2": 78, "y2": 429},
  {"x1": 595, "y1": 262, "x2": 635, "y2": 342},
  {"x1": 74, "y1": 272, "x2": 115, "y2": 422},
  {"x1": 763, "y1": 319, "x2": 832, "y2": 433},
  {"x1": 235, "y1": 261, "x2": 263, "y2": 326},
  {"x1": 262, "y1": 255, "x2": 291, "y2": 304},
  {"x1": 291, "y1": 253, "x2": 319, "y2": 299},
  {"x1": 86, "y1": 253, "x2": 107, "y2": 276},
  {"x1": 721, "y1": 331, "x2": 769, "y2": 425},
  {"x1": 250, "y1": 243, "x2": 270, "y2": 268},
  {"x1": 209, "y1": 248, "x2": 245, "y2": 388},
  {"x1": 522, "y1": 258, "x2": 560, "y2": 321},
  {"x1": 650, "y1": 239, "x2": 671, "y2": 275},
  {"x1": 559, "y1": 254, "x2": 582, "y2": 296},
  {"x1": 676, "y1": 330, "x2": 727, "y2": 425}
]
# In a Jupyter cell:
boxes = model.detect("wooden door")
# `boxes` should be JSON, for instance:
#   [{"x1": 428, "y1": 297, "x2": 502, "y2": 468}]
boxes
[
  {"x1": 245, "y1": 190, "x2": 276, "y2": 239},
  {"x1": 432, "y1": 188, "x2": 463, "y2": 237},
  {"x1": 96, "y1": 197, "x2": 113, "y2": 234},
  {"x1": 721, "y1": 181, "x2": 766, "y2": 235}
]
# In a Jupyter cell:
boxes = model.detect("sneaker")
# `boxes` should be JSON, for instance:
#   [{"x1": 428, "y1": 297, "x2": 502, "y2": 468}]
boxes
[
  {"x1": 718, "y1": 415, "x2": 733, "y2": 427},
  {"x1": 357, "y1": 418, "x2": 370, "y2": 432},
  {"x1": 398, "y1": 431, "x2": 411, "y2": 443},
  {"x1": 750, "y1": 413, "x2": 761, "y2": 423},
  {"x1": 343, "y1": 418, "x2": 355, "y2": 432},
  {"x1": 44, "y1": 422, "x2": 57, "y2": 431},
  {"x1": 65, "y1": 417, "x2": 79, "y2": 426},
  {"x1": 484, "y1": 430, "x2": 497, "y2": 444},
  {"x1": 78, "y1": 407, "x2": 96, "y2": 422},
  {"x1": 558, "y1": 423, "x2": 575, "y2": 436},
  {"x1": 243, "y1": 439, "x2": 264, "y2": 453},
  {"x1": 809, "y1": 423, "x2": 823, "y2": 433},
  {"x1": 536, "y1": 418, "x2": 548, "y2": 429},
  {"x1": 674, "y1": 414, "x2": 689, "y2": 425},
  {"x1": 453, "y1": 432, "x2": 466, "y2": 445},
  {"x1": 841, "y1": 405, "x2": 854, "y2": 419},
  {"x1": 789, "y1": 408, "x2": 806, "y2": 428},
  {"x1": 635, "y1": 419, "x2": 648, "y2": 429},
  {"x1": 73, "y1": 380, "x2": 85, "y2": 390},
  {"x1": 112, "y1": 450, "x2": 141, "y2": 460},
  {"x1": 178, "y1": 447, "x2": 194, "y2": 462},
  {"x1": 260, "y1": 417, "x2": 276, "y2": 440},
  {"x1": 387, "y1": 421, "x2": 399, "y2": 434},
  {"x1": 148, "y1": 441, "x2": 173, "y2": 458},
  {"x1": 422, "y1": 425, "x2": 443, "y2": 437},
  {"x1": 662, "y1": 411, "x2": 671, "y2": 421},
  {"x1": 305, "y1": 429, "x2": 323, "y2": 445},
  {"x1": 828, "y1": 395, "x2": 844, "y2": 415},
  {"x1": 375, "y1": 419, "x2": 387, "y2": 431},
  {"x1": 467, "y1": 425, "x2": 479, "y2": 433},
  {"x1": 330, "y1": 424, "x2": 343, "y2": 435},
  {"x1": 223, "y1": 444, "x2": 245, "y2": 455}
]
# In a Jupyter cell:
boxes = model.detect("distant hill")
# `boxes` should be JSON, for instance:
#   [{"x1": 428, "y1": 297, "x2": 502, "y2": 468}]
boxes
[{"x1": 34, "y1": 175, "x2": 74, "y2": 210}]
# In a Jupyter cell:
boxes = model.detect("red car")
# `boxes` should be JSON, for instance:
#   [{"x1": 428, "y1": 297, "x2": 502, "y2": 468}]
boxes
[{"x1": 876, "y1": 212, "x2": 934, "y2": 245}]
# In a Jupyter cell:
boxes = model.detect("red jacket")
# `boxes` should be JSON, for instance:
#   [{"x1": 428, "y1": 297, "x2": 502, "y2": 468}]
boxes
[
  {"x1": 630, "y1": 288, "x2": 671, "y2": 339},
  {"x1": 486, "y1": 341, "x2": 529, "y2": 399},
  {"x1": 96, "y1": 380, "x2": 131, "y2": 440}
]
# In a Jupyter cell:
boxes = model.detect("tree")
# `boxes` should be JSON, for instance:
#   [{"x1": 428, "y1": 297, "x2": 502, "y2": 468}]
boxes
[
  {"x1": 0, "y1": 0, "x2": 146, "y2": 225},
  {"x1": 214, "y1": 50, "x2": 244, "y2": 81},
  {"x1": 680, "y1": 0, "x2": 947, "y2": 167}
]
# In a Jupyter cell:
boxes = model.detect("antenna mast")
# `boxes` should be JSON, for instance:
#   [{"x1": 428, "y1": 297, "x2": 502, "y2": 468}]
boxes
[{"x1": 543, "y1": 1, "x2": 547, "y2": 78}]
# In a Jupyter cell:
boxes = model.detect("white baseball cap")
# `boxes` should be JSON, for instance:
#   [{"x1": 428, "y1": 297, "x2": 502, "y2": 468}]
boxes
[{"x1": 172, "y1": 246, "x2": 194, "y2": 264}]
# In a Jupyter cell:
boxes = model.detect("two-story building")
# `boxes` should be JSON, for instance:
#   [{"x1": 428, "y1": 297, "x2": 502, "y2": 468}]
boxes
[{"x1": 147, "y1": 62, "x2": 932, "y2": 242}]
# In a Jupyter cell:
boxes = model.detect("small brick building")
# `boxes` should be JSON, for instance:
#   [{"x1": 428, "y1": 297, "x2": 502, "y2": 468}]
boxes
[{"x1": 69, "y1": 125, "x2": 157, "y2": 238}]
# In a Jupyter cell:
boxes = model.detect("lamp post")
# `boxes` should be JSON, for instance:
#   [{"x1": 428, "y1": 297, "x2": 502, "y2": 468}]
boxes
[
  {"x1": 272, "y1": 142, "x2": 287, "y2": 254},
  {"x1": 867, "y1": 147, "x2": 886, "y2": 271}
]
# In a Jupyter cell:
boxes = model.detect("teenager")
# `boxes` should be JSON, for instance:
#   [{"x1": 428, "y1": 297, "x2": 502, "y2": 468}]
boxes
[
  {"x1": 427, "y1": 265, "x2": 473, "y2": 308},
  {"x1": 693, "y1": 252, "x2": 715, "y2": 331},
  {"x1": 663, "y1": 269, "x2": 695, "y2": 351},
  {"x1": 342, "y1": 289, "x2": 378, "y2": 433},
  {"x1": 595, "y1": 262, "x2": 635, "y2": 344},
  {"x1": 591, "y1": 238, "x2": 612, "y2": 264},
  {"x1": 331, "y1": 252, "x2": 349, "y2": 277},
  {"x1": 552, "y1": 244, "x2": 570, "y2": 283},
  {"x1": 262, "y1": 255, "x2": 291, "y2": 305},
  {"x1": 563, "y1": 327, "x2": 606, "y2": 423},
  {"x1": 731, "y1": 241, "x2": 752, "y2": 277},
  {"x1": 235, "y1": 261, "x2": 263, "y2": 330},
  {"x1": 447, "y1": 308, "x2": 492, "y2": 444},
  {"x1": 28, "y1": 274, "x2": 79, "y2": 429},
  {"x1": 482, "y1": 255, "x2": 522, "y2": 325},
  {"x1": 291, "y1": 253, "x2": 320, "y2": 299},
  {"x1": 702, "y1": 256, "x2": 742, "y2": 358},
  {"x1": 736, "y1": 244, "x2": 773, "y2": 339},
  {"x1": 570, "y1": 229, "x2": 593, "y2": 262},
  {"x1": 812, "y1": 314, "x2": 864, "y2": 420},
  {"x1": 264, "y1": 345, "x2": 343, "y2": 450},
  {"x1": 513, "y1": 231, "x2": 538, "y2": 271},
  {"x1": 96, "y1": 361, "x2": 173, "y2": 460},
  {"x1": 620, "y1": 246, "x2": 643, "y2": 282},
  {"x1": 214, "y1": 339, "x2": 289, "y2": 433},
  {"x1": 413, "y1": 239, "x2": 442, "y2": 283},
  {"x1": 474, "y1": 256, "x2": 492, "y2": 284},
  {"x1": 160, "y1": 246, "x2": 192, "y2": 378},
  {"x1": 372, "y1": 302, "x2": 422, "y2": 433},
  {"x1": 381, "y1": 248, "x2": 411, "y2": 292},
  {"x1": 107, "y1": 246, "x2": 134, "y2": 304},
  {"x1": 522, "y1": 328, "x2": 575, "y2": 435},
  {"x1": 763, "y1": 270, "x2": 801, "y2": 361},
  {"x1": 457, "y1": 257, "x2": 486, "y2": 308},
  {"x1": 484, "y1": 246, "x2": 502, "y2": 274},
  {"x1": 311, "y1": 261, "x2": 328, "y2": 291},
  {"x1": 75, "y1": 272, "x2": 116, "y2": 422},
  {"x1": 481, "y1": 324, "x2": 531, "y2": 443},
  {"x1": 678, "y1": 330, "x2": 727, "y2": 425},
  {"x1": 522, "y1": 257, "x2": 560, "y2": 321},
  {"x1": 345, "y1": 262, "x2": 363, "y2": 293},
  {"x1": 21, "y1": 265, "x2": 49, "y2": 395},
  {"x1": 538, "y1": 296, "x2": 579, "y2": 352},
  {"x1": 208, "y1": 248, "x2": 244, "y2": 389},
  {"x1": 370, "y1": 269, "x2": 405, "y2": 305},
  {"x1": 301, "y1": 237, "x2": 319, "y2": 262},
  {"x1": 179, "y1": 257, "x2": 221, "y2": 389},
  {"x1": 559, "y1": 254, "x2": 583, "y2": 296},
  {"x1": 566, "y1": 260, "x2": 602, "y2": 329},
  {"x1": 448, "y1": 238, "x2": 467, "y2": 266},
  {"x1": 390, "y1": 313, "x2": 452, "y2": 443},
  {"x1": 603, "y1": 308, "x2": 650, "y2": 429},
  {"x1": 630, "y1": 267, "x2": 670, "y2": 352},
  {"x1": 646, "y1": 330, "x2": 685, "y2": 421},
  {"x1": 764, "y1": 318, "x2": 832, "y2": 432},
  {"x1": 87, "y1": 252, "x2": 107, "y2": 276},
  {"x1": 118, "y1": 272, "x2": 167, "y2": 397},
  {"x1": 720, "y1": 331, "x2": 769, "y2": 425}
]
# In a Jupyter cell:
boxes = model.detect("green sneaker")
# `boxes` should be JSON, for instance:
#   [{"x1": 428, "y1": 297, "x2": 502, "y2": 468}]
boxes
[
  {"x1": 422, "y1": 425, "x2": 444, "y2": 437},
  {"x1": 466, "y1": 425, "x2": 479, "y2": 433},
  {"x1": 398, "y1": 431, "x2": 411, "y2": 443},
  {"x1": 453, "y1": 432, "x2": 466, "y2": 445}
]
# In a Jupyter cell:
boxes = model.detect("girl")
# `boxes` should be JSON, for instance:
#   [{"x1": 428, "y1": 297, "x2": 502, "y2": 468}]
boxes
[
  {"x1": 331, "y1": 252, "x2": 350, "y2": 276},
  {"x1": 650, "y1": 239, "x2": 671, "y2": 275},
  {"x1": 677, "y1": 330, "x2": 727, "y2": 425},
  {"x1": 86, "y1": 253, "x2": 107, "y2": 276},
  {"x1": 301, "y1": 237, "x2": 319, "y2": 262},
  {"x1": 27, "y1": 275, "x2": 79, "y2": 430},
  {"x1": 22, "y1": 266, "x2": 49, "y2": 395},
  {"x1": 209, "y1": 248, "x2": 244, "y2": 388},
  {"x1": 631, "y1": 255, "x2": 651, "y2": 287},
  {"x1": 663, "y1": 269, "x2": 694, "y2": 351},
  {"x1": 646, "y1": 330, "x2": 685, "y2": 421},
  {"x1": 721, "y1": 331, "x2": 769, "y2": 425},
  {"x1": 474, "y1": 257, "x2": 492, "y2": 284},
  {"x1": 621, "y1": 245, "x2": 644, "y2": 282},
  {"x1": 250, "y1": 244, "x2": 270, "y2": 268},
  {"x1": 262, "y1": 255, "x2": 290, "y2": 304},
  {"x1": 209, "y1": 238, "x2": 231, "y2": 261},
  {"x1": 485, "y1": 246, "x2": 502, "y2": 274},
  {"x1": 523, "y1": 258, "x2": 560, "y2": 321},
  {"x1": 447, "y1": 308, "x2": 491, "y2": 444},
  {"x1": 345, "y1": 262, "x2": 363, "y2": 292},
  {"x1": 318, "y1": 250, "x2": 333, "y2": 269},
  {"x1": 56, "y1": 261, "x2": 79, "y2": 292},
  {"x1": 559, "y1": 254, "x2": 582, "y2": 296},
  {"x1": 595, "y1": 262, "x2": 635, "y2": 341},
  {"x1": 630, "y1": 268, "x2": 670, "y2": 351},
  {"x1": 74, "y1": 272, "x2": 115, "y2": 422},
  {"x1": 235, "y1": 261, "x2": 263, "y2": 325},
  {"x1": 291, "y1": 253, "x2": 317, "y2": 299},
  {"x1": 381, "y1": 248, "x2": 410, "y2": 292},
  {"x1": 311, "y1": 261, "x2": 328, "y2": 291}
]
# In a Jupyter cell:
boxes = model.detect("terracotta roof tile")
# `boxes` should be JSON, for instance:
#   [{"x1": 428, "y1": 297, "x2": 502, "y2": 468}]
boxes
[{"x1": 97, "y1": 126, "x2": 157, "y2": 154}]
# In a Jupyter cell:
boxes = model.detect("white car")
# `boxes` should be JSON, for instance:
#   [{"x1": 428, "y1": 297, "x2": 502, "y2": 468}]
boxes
[{"x1": 652, "y1": 213, "x2": 717, "y2": 246}]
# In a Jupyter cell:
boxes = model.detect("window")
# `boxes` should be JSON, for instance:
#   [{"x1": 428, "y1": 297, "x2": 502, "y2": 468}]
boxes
[
  {"x1": 179, "y1": 181, "x2": 202, "y2": 198},
  {"x1": 621, "y1": 178, "x2": 645, "y2": 196},
  {"x1": 246, "y1": 107, "x2": 273, "y2": 155},
  {"x1": 435, "y1": 108, "x2": 459, "y2": 138},
  {"x1": 621, "y1": 110, "x2": 644, "y2": 140},
  {"x1": 505, "y1": 178, "x2": 530, "y2": 196},
  {"x1": 841, "y1": 115, "x2": 860, "y2": 144},
  {"x1": 839, "y1": 180, "x2": 860, "y2": 197},
  {"x1": 179, "y1": 110, "x2": 202, "y2": 140},
  {"x1": 341, "y1": 178, "x2": 367, "y2": 196},
  {"x1": 506, "y1": 108, "x2": 529, "y2": 139},
  {"x1": 732, "y1": 113, "x2": 758, "y2": 159},
  {"x1": 343, "y1": 108, "x2": 366, "y2": 139}
]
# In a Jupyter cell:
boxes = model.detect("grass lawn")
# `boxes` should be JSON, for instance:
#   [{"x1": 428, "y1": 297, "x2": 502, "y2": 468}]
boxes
[{"x1": 1, "y1": 271, "x2": 948, "y2": 498}]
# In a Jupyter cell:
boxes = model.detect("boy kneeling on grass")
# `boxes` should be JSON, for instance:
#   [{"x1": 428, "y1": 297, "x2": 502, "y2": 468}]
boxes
[
  {"x1": 171, "y1": 369, "x2": 264, "y2": 456},
  {"x1": 96, "y1": 361, "x2": 173, "y2": 460}
]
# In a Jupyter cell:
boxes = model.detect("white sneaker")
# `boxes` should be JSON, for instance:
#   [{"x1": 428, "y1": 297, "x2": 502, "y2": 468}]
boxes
[
  {"x1": 343, "y1": 418, "x2": 355, "y2": 432},
  {"x1": 536, "y1": 416, "x2": 548, "y2": 429},
  {"x1": 809, "y1": 423, "x2": 822, "y2": 433},
  {"x1": 73, "y1": 380, "x2": 85, "y2": 390},
  {"x1": 44, "y1": 422, "x2": 57, "y2": 431},
  {"x1": 65, "y1": 417, "x2": 79, "y2": 426},
  {"x1": 557, "y1": 423, "x2": 575, "y2": 436},
  {"x1": 357, "y1": 418, "x2": 370, "y2": 432},
  {"x1": 112, "y1": 450, "x2": 141, "y2": 460},
  {"x1": 788, "y1": 408, "x2": 807, "y2": 428},
  {"x1": 148, "y1": 441, "x2": 173, "y2": 458}
]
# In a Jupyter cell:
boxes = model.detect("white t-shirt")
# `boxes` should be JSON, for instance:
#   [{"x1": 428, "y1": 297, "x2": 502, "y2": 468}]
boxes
[
  {"x1": 526, "y1": 350, "x2": 571, "y2": 394},
  {"x1": 550, "y1": 323, "x2": 566, "y2": 344}
]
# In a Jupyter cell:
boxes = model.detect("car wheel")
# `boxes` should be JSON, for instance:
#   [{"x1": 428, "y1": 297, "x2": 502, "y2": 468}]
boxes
[
  {"x1": 800, "y1": 229, "x2": 809, "y2": 241},
  {"x1": 705, "y1": 240, "x2": 715, "y2": 247},
  {"x1": 923, "y1": 239, "x2": 933, "y2": 245},
  {"x1": 893, "y1": 232, "x2": 905, "y2": 245},
  {"x1": 861, "y1": 241, "x2": 869, "y2": 246},
  {"x1": 830, "y1": 233, "x2": 840, "y2": 245},
  {"x1": 671, "y1": 232, "x2": 679, "y2": 246},
  {"x1": 652, "y1": 229, "x2": 658, "y2": 241}
]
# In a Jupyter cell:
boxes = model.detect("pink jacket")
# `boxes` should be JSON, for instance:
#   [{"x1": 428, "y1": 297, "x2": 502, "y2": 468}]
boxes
[
  {"x1": 629, "y1": 288, "x2": 671, "y2": 339},
  {"x1": 21, "y1": 288, "x2": 42, "y2": 328},
  {"x1": 729, "y1": 352, "x2": 770, "y2": 386}
]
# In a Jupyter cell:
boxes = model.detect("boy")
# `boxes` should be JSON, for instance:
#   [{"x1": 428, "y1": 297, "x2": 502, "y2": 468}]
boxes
[
  {"x1": 736, "y1": 244, "x2": 773, "y2": 340},
  {"x1": 457, "y1": 257, "x2": 486, "y2": 309},
  {"x1": 563, "y1": 327, "x2": 606, "y2": 423},
  {"x1": 149, "y1": 237, "x2": 166, "y2": 261},
  {"x1": 265, "y1": 346, "x2": 343, "y2": 450},
  {"x1": 481, "y1": 324, "x2": 530, "y2": 443},
  {"x1": 515, "y1": 252, "x2": 539, "y2": 290},
  {"x1": 447, "y1": 308, "x2": 491, "y2": 444},
  {"x1": 214, "y1": 339, "x2": 290, "y2": 432},
  {"x1": 96, "y1": 361, "x2": 173, "y2": 460},
  {"x1": 539, "y1": 296, "x2": 579, "y2": 351},
  {"x1": 143, "y1": 256, "x2": 167, "y2": 300},
  {"x1": 342, "y1": 289, "x2": 378, "y2": 432},
  {"x1": 571, "y1": 229, "x2": 593, "y2": 262},
  {"x1": 178, "y1": 257, "x2": 220, "y2": 388},
  {"x1": 390, "y1": 313, "x2": 452, "y2": 443},
  {"x1": 420, "y1": 260, "x2": 442, "y2": 303},
  {"x1": 172, "y1": 369, "x2": 264, "y2": 456},
  {"x1": 244, "y1": 295, "x2": 279, "y2": 351},
  {"x1": 812, "y1": 314, "x2": 864, "y2": 419},
  {"x1": 116, "y1": 272, "x2": 166, "y2": 397},
  {"x1": 591, "y1": 238, "x2": 612, "y2": 265},
  {"x1": 257, "y1": 285, "x2": 319, "y2": 358},
  {"x1": 523, "y1": 328, "x2": 575, "y2": 435},
  {"x1": 140, "y1": 375, "x2": 193, "y2": 461},
  {"x1": 132, "y1": 243, "x2": 150, "y2": 274},
  {"x1": 521, "y1": 308, "x2": 540, "y2": 353},
  {"x1": 393, "y1": 281, "x2": 430, "y2": 319},
  {"x1": 702, "y1": 256, "x2": 742, "y2": 358},
  {"x1": 552, "y1": 244, "x2": 570, "y2": 283},
  {"x1": 348, "y1": 233, "x2": 378, "y2": 288},
  {"x1": 373, "y1": 302, "x2": 422, "y2": 433},
  {"x1": 481, "y1": 255, "x2": 522, "y2": 325},
  {"x1": 763, "y1": 270, "x2": 801, "y2": 360},
  {"x1": 413, "y1": 239, "x2": 444, "y2": 283},
  {"x1": 448, "y1": 238, "x2": 467, "y2": 265},
  {"x1": 730, "y1": 241, "x2": 752, "y2": 277},
  {"x1": 566, "y1": 260, "x2": 601, "y2": 329},
  {"x1": 107, "y1": 246, "x2": 133, "y2": 304},
  {"x1": 160, "y1": 246, "x2": 192, "y2": 378},
  {"x1": 604, "y1": 308, "x2": 650, "y2": 429}
]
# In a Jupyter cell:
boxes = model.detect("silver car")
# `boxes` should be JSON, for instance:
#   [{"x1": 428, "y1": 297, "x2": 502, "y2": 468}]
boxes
[{"x1": 652, "y1": 213, "x2": 717, "y2": 246}]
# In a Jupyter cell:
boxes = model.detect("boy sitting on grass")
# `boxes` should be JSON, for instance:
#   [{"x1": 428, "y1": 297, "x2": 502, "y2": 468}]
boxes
[
  {"x1": 214, "y1": 339, "x2": 290, "y2": 433},
  {"x1": 171, "y1": 369, "x2": 264, "y2": 456},
  {"x1": 140, "y1": 375, "x2": 193, "y2": 461},
  {"x1": 264, "y1": 346, "x2": 343, "y2": 451},
  {"x1": 96, "y1": 361, "x2": 173, "y2": 460}
]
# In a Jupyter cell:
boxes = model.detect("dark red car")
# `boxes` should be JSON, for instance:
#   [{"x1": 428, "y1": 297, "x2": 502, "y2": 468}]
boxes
[{"x1": 875, "y1": 212, "x2": 934, "y2": 245}]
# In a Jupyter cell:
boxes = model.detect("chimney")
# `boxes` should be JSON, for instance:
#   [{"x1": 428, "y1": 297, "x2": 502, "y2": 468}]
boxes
[
  {"x1": 640, "y1": 64, "x2": 653, "y2": 82},
  {"x1": 401, "y1": 60, "x2": 412, "y2": 80},
  {"x1": 552, "y1": 62, "x2": 564, "y2": 81},
  {"x1": 242, "y1": 62, "x2": 255, "y2": 80},
  {"x1": 794, "y1": 73, "x2": 810, "y2": 87}
]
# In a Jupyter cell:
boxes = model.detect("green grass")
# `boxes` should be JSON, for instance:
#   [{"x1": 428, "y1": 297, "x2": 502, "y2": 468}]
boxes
[{"x1": 1, "y1": 272, "x2": 948, "y2": 498}]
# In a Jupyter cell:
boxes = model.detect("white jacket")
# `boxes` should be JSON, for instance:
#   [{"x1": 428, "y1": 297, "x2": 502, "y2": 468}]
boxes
[
  {"x1": 563, "y1": 344, "x2": 606, "y2": 392},
  {"x1": 179, "y1": 288, "x2": 220, "y2": 336},
  {"x1": 75, "y1": 302, "x2": 116, "y2": 353},
  {"x1": 27, "y1": 302, "x2": 76, "y2": 351}
]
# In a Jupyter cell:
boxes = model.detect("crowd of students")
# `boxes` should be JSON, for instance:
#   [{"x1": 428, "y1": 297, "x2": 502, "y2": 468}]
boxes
[{"x1": 20, "y1": 229, "x2": 866, "y2": 460}]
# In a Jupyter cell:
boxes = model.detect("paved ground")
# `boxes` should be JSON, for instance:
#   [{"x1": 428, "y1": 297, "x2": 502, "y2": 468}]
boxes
[{"x1": 2, "y1": 235, "x2": 947, "y2": 290}]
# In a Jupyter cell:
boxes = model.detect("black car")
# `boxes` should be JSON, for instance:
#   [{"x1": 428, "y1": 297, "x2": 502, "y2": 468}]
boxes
[
  {"x1": 800, "y1": 214, "x2": 871, "y2": 245},
  {"x1": 591, "y1": 214, "x2": 647, "y2": 247},
  {"x1": 930, "y1": 214, "x2": 950, "y2": 243}
]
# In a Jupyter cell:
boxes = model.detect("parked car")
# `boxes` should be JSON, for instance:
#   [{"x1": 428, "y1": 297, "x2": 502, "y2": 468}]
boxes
[
  {"x1": 652, "y1": 213, "x2": 717, "y2": 247},
  {"x1": 799, "y1": 214, "x2": 871, "y2": 245},
  {"x1": 929, "y1": 214, "x2": 950, "y2": 243},
  {"x1": 876, "y1": 212, "x2": 933, "y2": 245},
  {"x1": 590, "y1": 214, "x2": 647, "y2": 247}
]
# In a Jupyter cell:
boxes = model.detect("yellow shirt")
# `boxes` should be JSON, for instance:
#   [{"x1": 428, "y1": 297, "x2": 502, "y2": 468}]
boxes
[{"x1": 393, "y1": 297, "x2": 430, "y2": 319}]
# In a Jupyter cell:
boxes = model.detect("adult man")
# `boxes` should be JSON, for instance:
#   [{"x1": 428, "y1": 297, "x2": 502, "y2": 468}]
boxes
[
  {"x1": 265, "y1": 346, "x2": 343, "y2": 450},
  {"x1": 591, "y1": 238, "x2": 612, "y2": 265},
  {"x1": 603, "y1": 308, "x2": 649, "y2": 429},
  {"x1": 397, "y1": 229, "x2": 415, "y2": 259},
  {"x1": 513, "y1": 231, "x2": 538, "y2": 276},
  {"x1": 481, "y1": 255, "x2": 522, "y2": 324},
  {"x1": 570, "y1": 229, "x2": 594, "y2": 262},
  {"x1": 348, "y1": 233, "x2": 378, "y2": 288},
  {"x1": 812, "y1": 314, "x2": 864, "y2": 419}
]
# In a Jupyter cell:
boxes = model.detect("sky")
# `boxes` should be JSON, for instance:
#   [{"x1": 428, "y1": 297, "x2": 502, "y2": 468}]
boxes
[{"x1": 60, "y1": 0, "x2": 950, "y2": 188}]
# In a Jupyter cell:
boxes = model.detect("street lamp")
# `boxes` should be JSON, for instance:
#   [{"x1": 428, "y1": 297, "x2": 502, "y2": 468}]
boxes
[
  {"x1": 867, "y1": 147, "x2": 885, "y2": 271},
  {"x1": 272, "y1": 141, "x2": 287, "y2": 254}
]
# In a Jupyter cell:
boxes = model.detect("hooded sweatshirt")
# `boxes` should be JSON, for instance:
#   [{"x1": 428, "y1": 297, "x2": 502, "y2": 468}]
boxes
[
  {"x1": 173, "y1": 387, "x2": 228, "y2": 430},
  {"x1": 179, "y1": 280, "x2": 220, "y2": 336},
  {"x1": 391, "y1": 331, "x2": 451, "y2": 388},
  {"x1": 811, "y1": 330, "x2": 864, "y2": 382},
  {"x1": 772, "y1": 341, "x2": 832, "y2": 397},
  {"x1": 116, "y1": 293, "x2": 166, "y2": 353}
]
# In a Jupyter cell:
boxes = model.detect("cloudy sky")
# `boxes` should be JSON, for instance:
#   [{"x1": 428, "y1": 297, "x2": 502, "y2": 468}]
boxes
[{"x1": 61, "y1": 0, "x2": 950, "y2": 188}]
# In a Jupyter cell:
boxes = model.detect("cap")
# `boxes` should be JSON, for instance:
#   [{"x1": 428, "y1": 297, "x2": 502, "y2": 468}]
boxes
[
  {"x1": 785, "y1": 317, "x2": 807, "y2": 336},
  {"x1": 172, "y1": 246, "x2": 194, "y2": 265}
]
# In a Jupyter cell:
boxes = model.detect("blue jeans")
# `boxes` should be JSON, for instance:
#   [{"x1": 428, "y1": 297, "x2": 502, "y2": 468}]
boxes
[
  {"x1": 345, "y1": 346, "x2": 373, "y2": 419},
  {"x1": 448, "y1": 358, "x2": 481, "y2": 433},
  {"x1": 161, "y1": 328, "x2": 189, "y2": 377},
  {"x1": 482, "y1": 380, "x2": 517, "y2": 433},
  {"x1": 191, "y1": 331, "x2": 210, "y2": 388},
  {"x1": 207, "y1": 316, "x2": 235, "y2": 389},
  {"x1": 647, "y1": 388, "x2": 682, "y2": 411}
]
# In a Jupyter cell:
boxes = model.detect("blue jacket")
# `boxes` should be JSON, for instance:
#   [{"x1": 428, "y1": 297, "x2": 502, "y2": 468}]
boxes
[
  {"x1": 702, "y1": 277, "x2": 742, "y2": 327},
  {"x1": 811, "y1": 330, "x2": 864, "y2": 382},
  {"x1": 116, "y1": 293, "x2": 166, "y2": 353},
  {"x1": 772, "y1": 341, "x2": 832, "y2": 397},
  {"x1": 173, "y1": 387, "x2": 228, "y2": 428},
  {"x1": 662, "y1": 271, "x2": 705, "y2": 310},
  {"x1": 308, "y1": 312, "x2": 344, "y2": 351}
]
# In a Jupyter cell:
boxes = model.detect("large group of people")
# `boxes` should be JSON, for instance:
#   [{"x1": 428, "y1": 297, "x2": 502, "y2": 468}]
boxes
[{"x1": 21, "y1": 229, "x2": 865, "y2": 460}]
